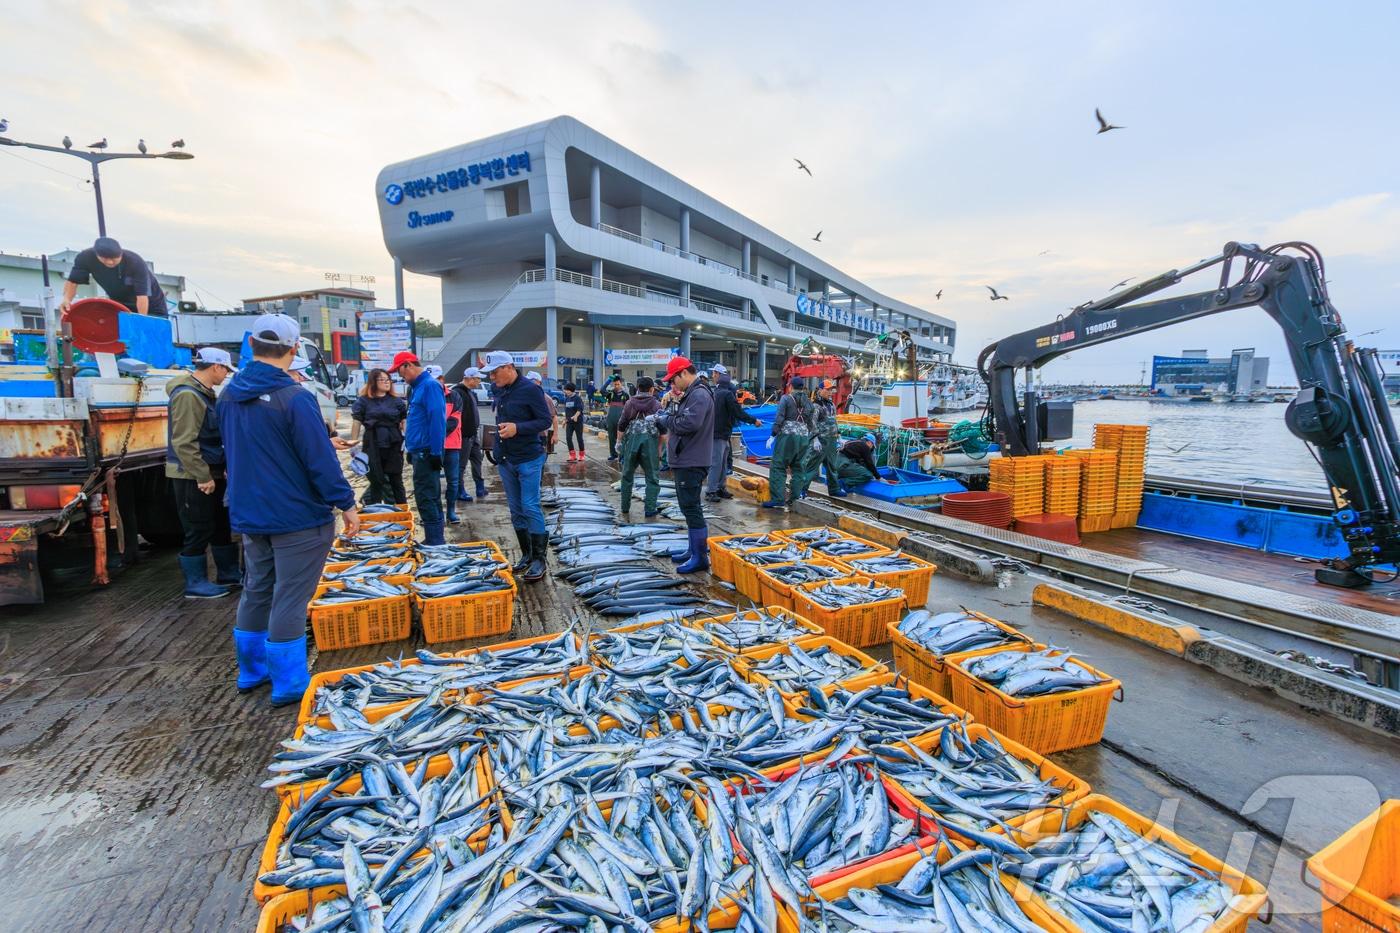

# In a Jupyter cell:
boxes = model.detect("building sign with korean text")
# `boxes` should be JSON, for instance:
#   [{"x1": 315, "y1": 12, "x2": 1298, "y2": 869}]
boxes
[
  {"x1": 477, "y1": 351, "x2": 547, "y2": 368},
  {"x1": 796, "y1": 293, "x2": 887, "y2": 335},
  {"x1": 387, "y1": 151, "x2": 532, "y2": 204},
  {"x1": 357, "y1": 309, "x2": 414, "y2": 372},
  {"x1": 605, "y1": 347, "x2": 678, "y2": 366}
]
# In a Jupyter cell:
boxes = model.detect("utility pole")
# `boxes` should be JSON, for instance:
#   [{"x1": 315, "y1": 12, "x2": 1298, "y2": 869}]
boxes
[{"x1": 0, "y1": 135, "x2": 193, "y2": 235}]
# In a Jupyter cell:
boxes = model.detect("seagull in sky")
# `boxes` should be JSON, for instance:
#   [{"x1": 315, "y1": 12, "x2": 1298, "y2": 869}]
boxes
[
  {"x1": 0, "y1": 118, "x2": 9, "y2": 134},
  {"x1": 935, "y1": 289, "x2": 942, "y2": 300},
  {"x1": 88, "y1": 137, "x2": 108, "y2": 149},
  {"x1": 812, "y1": 230, "x2": 822, "y2": 242},
  {"x1": 1038, "y1": 249, "x2": 1052, "y2": 256},
  {"x1": 1111, "y1": 277, "x2": 1134, "y2": 290},
  {"x1": 62, "y1": 135, "x2": 72, "y2": 149},
  {"x1": 171, "y1": 138, "x2": 185, "y2": 149},
  {"x1": 985, "y1": 286, "x2": 1010, "y2": 301},
  {"x1": 137, "y1": 139, "x2": 147, "y2": 154},
  {"x1": 1095, "y1": 108, "x2": 1123, "y2": 134},
  {"x1": 794, "y1": 158, "x2": 812, "y2": 176}
]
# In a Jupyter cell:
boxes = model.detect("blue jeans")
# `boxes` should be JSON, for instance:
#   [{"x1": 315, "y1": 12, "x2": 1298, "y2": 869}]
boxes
[
  {"x1": 443, "y1": 448, "x2": 462, "y2": 513},
  {"x1": 498, "y1": 453, "x2": 546, "y2": 534},
  {"x1": 410, "y1": 451, "x2": 443, "y2": 525}
]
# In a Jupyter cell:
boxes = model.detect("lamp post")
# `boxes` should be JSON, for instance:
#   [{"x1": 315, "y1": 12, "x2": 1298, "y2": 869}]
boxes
[{"x1": 0, "y1": 136, "x2": 194, "y2": 236}]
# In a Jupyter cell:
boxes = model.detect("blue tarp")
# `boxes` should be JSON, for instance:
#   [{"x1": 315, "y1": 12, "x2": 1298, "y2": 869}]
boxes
[{"x1": 117, "y1": 313, "x2": 177, "y2": 368}]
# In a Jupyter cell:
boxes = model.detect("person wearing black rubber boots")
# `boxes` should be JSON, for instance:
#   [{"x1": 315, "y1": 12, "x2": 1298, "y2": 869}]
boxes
[
  {"x1": 480, "y1": 351, "x2": 554, "y2": 582},
  {"x1": 656, "y1": 357, "x2": 715, "y2": 573},
  {"x1": 602, "y1": 376, "x2": 629, "y2": 462}
]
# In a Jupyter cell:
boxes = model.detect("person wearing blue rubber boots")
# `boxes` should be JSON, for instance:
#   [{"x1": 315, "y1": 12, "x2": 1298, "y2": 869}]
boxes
[
  {"x1": 391, "y1": 351, "x2": 447, "y2": 546},
  {"x1": 656, "y1": 357, "x2": 715, "y2": 573},
  {"x1": 218, "y1": 313, "x2": 359, "y2": 704}
]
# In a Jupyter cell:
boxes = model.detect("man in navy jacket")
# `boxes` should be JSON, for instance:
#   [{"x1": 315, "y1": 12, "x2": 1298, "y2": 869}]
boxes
[
  {"x1": 390, "y1": 352, "x2": 447, "y2": 545},
  {"x1": 480, "y1": 350, "x2": 553, "y2": 582},
  {"x1": 218, "y1": 314, "x2": 359, "y2": 706}
]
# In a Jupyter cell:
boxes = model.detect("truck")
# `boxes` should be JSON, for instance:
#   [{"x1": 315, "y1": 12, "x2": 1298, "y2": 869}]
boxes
[{"x1": 0, "y1": 280, "x2": 342, "y2": 605}]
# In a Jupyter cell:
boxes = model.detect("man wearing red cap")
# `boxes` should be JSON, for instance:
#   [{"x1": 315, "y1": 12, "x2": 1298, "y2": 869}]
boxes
[
  {"x1": 389, "y1": 351, "x2": 446, "y2": 545},
  {"x1": 656, "y1": 356, "x2": 715, "y2": 573}
]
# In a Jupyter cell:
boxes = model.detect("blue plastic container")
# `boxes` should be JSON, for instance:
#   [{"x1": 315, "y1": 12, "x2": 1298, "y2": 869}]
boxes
[
  {"x1": 854, "y1": 467, "x2": 968, "y2": 502},
  {"x1": 1137, "y1": 490, "x2": 1347, "y2": 560}
]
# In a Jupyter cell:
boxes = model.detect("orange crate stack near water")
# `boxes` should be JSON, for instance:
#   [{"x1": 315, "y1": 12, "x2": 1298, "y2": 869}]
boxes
[
  {"x1": 1095, "y1": 424, "x2": 1149, "y2": 528},
  {"x1": 1042, "y1": 456, "x2": 1081, "y2": 517},
  {"x1": 989, "y1": 455, "x2": 1049, "y2": 519},
  {"x1": 1066, "y1": 448, "x2": 1117, "y2": 533}
]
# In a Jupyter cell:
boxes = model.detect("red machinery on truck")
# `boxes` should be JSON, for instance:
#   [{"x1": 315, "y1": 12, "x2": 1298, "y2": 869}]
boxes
[{"x1": 780, "y1": 338, "x2": 854, "y2": 411}]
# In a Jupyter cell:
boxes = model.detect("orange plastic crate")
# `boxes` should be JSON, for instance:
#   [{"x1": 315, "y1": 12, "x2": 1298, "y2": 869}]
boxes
[
  {"x1": 737, "y1": 635, "x2": 889, "y2": 699},
  {"x1": 688, "y1": 607, "x2": 826, "y2": 654},
  {"x1": 708, "y1": 533, "x2": 785, "y2": 583},
  {"x1": 753, "y1": 560, "x2": 847, "y2": 611},
  {"x1": 732, "y1": 544, "x2": 816, "y2": 601},
  {"x1": 1307, "y1": 800, "x2": 1400, "y2": 932},
  {"x1": 947, "y1": 644, "x2": 1123, "y2": 755},
  {"x1": 414, "y1": 570, "x2": 517, "y2": 644},
  {"x1": 835, "y1": 552, "x2": 937, "y2": 608},
  {"x1": 791, "y1": 575, "x2": 903, "y2": 647},
  {"x1": 1011, "y1": 796, "x2": 1269, "y2": 933},
  {"x1": 885, "y1": 610, "x2": 1033, "y2": 699},
  {"x1": 308, "y1": 581, "x2": 412, "y2": 651}
]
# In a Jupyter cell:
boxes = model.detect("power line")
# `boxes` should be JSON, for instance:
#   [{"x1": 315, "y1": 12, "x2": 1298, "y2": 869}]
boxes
[
  {"x1": 186, "y1": 279, "x2": 237, "y2": 310},
  {"x1": 0, "y1": 146, "x2": 92, "y2": 185}
]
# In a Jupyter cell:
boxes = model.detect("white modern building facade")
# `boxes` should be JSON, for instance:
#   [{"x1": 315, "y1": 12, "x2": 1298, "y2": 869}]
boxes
[{"x1": 375, "y1": 116, "x2": 955, "y2": 387}]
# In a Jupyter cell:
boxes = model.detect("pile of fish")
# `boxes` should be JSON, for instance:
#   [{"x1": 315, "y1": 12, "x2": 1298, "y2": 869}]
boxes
[
  {"x1": 737, "y1": 543, "x2": 817, "y2": 569},
  {"x1": 308, "y1": 634, "x2": 586, "y2": 716},
  {"x1": 783, "y1": 527, "x2": 848, "y2": 545},
  {"x1": 1003, "y1": 811, "x2": 1248, "y2": 933},
  {"x1": 760, "y1": 562, "x2": 847, "y2": 589},
  {"x1": 961, "y1": 647, "x2": 1108, "y2": 698},
  {"x1": 897, "y1": 609, "x2": 1029, "y2": 656},
  {"x1": 415, "y1": 544, "x2": 507, "y2": 578},
  {"x1": 808, "y1": 538, "x2": 882, "y2": 558},
  {"x1": 868, "y1": 721, "x2": 1067, "y2": 836},
  {"x1": 709, "y1": 759, "x2": 925, "y2": 881},
  {"x1": 559, "y1": 565, "x2": 705, "y2": 616},
  {"x1": 341, "y1": 528, "x2": 413, "y2": 548},
  {"x1": 327, "y1": 542, "x2": 412, "y2": 562},
  {"x1": 700, "y1": 608, "x2": 818, "y2": 651},
  {"x1": 411, "y1": 572, "x2": 512, "y2": 600},
  {"x1": 791, "y1": 845, "x2": 1049, "y2": 931},
  {"x1": 714, "y1": 533, "x2": 783, "y2": 556},
  {"x1": 311, "y1": 578, "x2": 410, "y2": 606},
  {"x1": 799, "y1": 580, "x2": 904, "y2": 610},
  {"x1": 845, "y1": 552, "x2": 925, "y2": 575},
  {"x1": 795, "y1": 682, "x2": 964, "y2": 745},
  {"x1": 321, "y1": 558, "x2": 416, "y2": 581},
  {"x1": 747, "y1": 642, "x2": 884, "y2": 695},
  {"x1": 360, "y1": 504, "x2": 405, "y2": 515}
]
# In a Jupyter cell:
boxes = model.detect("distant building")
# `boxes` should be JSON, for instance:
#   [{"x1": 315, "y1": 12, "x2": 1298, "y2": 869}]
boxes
[
  {"x1": 240, "y1": 287, "x2": 377, "y2": 365},
  {"x1": 0, "y1": 248, "x2": 186, "y2": 335},
  {"x1": 1152, "y1": 348, "x2": 1270, "y2": 396}
]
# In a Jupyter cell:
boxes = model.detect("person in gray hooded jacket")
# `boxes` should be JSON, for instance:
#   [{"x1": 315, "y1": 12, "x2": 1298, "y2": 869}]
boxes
[{"x1": 656, "y1": 356, "x2": 714, "y2": 573}]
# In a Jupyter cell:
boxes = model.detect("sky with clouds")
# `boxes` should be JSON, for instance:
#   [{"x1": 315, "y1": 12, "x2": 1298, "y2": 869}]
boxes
[{"x1": 2, "y1": 0, "x2": 1397, "y2": 383}]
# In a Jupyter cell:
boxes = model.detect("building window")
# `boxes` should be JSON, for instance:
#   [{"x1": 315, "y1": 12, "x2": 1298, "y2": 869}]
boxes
[
  {"x1": 21, "y1": 312, "x2": 44, "y2": 330},
  {"x1": 301, "y1": 316, "x2": 309, "y2": 325},
  {"x1": 562, "y1": 326, "x2": 573, "y2": 345},
  {"x1": 339, "y1": 318, "x2": 348, "y2": 329},
  {"x1": 327, "y1": 296, "x2": 341, "y2": 309}
]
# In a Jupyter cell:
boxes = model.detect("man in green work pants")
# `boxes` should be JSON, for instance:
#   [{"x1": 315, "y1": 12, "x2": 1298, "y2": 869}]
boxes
[
  {"x1": 603, "y1": 376, "x2": 629, "y2": 462},
  {"x1": 762, "y1": 376, "x2": 813, "y2": 510},
  {"x1": 618, "y1": 377, "x2": 662, "y2": 518},
  {"x1": 800, "y1": 379, "x2": 844, "y2": 498}
]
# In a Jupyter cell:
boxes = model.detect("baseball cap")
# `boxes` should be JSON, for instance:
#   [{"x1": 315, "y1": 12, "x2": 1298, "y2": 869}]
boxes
[
  {"x1": 462, "y1": 366, "x2": 483, "y2": 380},
  {"x1": 193, "y1": 347, "x2": 235, "y2": 369},
  {"x1": 790, "y1": 376, "x2": 806, "y2": 389},
  {"x1": 710, "y1": 363, "x2": 729, "y2": 376},
  {"x1": 93, "y1": 237, "x2": 122, "y2": 259},
  {"x1": 525, "y1": 371, "x2": 542, "y2": 383},
  {"x1": 252, "y1": 313, "x2": 300, "y2": 348},
  {"x1": 426, "y1": 364, "x2": 444, "y2": 380},
  {"x1": 388, "y1": 351, "x2": 420, "y2": 373},
  {"x1": 663, "y1": 356, "x2": 694, "y2": 382},
  {"x1": 479, "y1": 350, "x2": 514, "y2": 374},
  {"x1": 863, "y1": 433, "x2": 877, "y2": 445}
]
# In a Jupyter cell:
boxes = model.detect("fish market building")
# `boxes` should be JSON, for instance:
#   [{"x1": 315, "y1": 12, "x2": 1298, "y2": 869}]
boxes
[{"x1": 375, "y1": 116, "x2": 955, "y2": 386}]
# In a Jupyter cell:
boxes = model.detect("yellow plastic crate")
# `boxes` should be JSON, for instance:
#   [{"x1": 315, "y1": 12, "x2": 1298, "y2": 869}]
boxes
[
  {"x1": 1307, "y1": 800, "x2": 1400, "y2": 932},
  {"x1": 308, "y1": 581, "x2": 412, "y2": 651},
  {"x1": 415, "y1": 571, "x2": 517, "y2": 644},
  {"x1": 791, "y1": 575, "x2": 903, "y2": 647}
]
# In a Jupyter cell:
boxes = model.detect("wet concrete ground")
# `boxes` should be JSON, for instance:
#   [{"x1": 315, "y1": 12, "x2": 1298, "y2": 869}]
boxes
[{"x1": 0, "y1": 436, "x2": 1394, "y2": 930}]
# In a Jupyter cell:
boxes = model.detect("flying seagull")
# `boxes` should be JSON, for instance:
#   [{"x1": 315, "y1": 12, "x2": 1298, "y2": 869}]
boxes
[
  {"x1": 62, "y1": 135, "x2": 72, "y2": 149},
  {"x1": 88, "y1": 137, "x2": 108, "y2": 149},
  {"x1": 137, "y1": 139, "x2": 148, "y2": 154},
  {"x1": 0, "y1": 118, "x2": 8, "y2": 134},
  {"x1": 985, "y1": 286, "x2": 1009, "y2": 301},
  {"x1": 171, "y1": 138, "x2": 185, "y2": 149},
  {"x1": 1038, "y1": 249, "x2": 1052, "y2": 256},
  {"x1": 794, "y1": 158, "x2": 812, "y2": 176},
  {"x1": 935, "y1": 289, "x2": 942, "y2": 300},
  {"x1": 812, "y1": 230, "x2": 822, "y2": 242},
  {"x1": 1095, "y1": 108, "x2": 1123, "y2": 134},
  {"x1": 1111, "y1": 277, "x2": 1134, "y2": 290}
]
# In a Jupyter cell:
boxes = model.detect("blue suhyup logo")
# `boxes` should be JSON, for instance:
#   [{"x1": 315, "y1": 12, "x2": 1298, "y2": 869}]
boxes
[{"x1": 384, "y1": 183, "x2": 404, "y2": 205}]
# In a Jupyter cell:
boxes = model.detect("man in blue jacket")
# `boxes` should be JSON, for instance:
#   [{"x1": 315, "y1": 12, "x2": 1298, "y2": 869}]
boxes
[
  {"x1": 217, "y1": 313, "x2": 359, "y2": 706},
  {"x1": 389, "y1": 351, "x2": 447, "y2": 546},
  {"x1": 480, "y1": 350, "x2": 553, "y2": 582}
]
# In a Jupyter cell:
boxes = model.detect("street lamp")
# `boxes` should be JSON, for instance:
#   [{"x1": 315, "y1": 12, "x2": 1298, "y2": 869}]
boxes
[{"x1": 0, "y1": 135, "x2": 194, "y2": 236}]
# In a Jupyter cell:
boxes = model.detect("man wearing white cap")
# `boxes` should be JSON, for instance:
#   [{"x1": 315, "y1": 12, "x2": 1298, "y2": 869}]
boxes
[
  {"x1": 706, "y1": 363, "x2": 759, "y2": 501},
  {"x1": 166, "y1": 347, "x2": 239, "y2": 598},
  {"x1": 218, "y1": 313, "x2": 359, "y2": 707},
  {"x1": 480, "y1": 351, "x2": 553, "y2": 581},
  {"x1": 449, "y1": 368, "x2": 487, "y2": 502}
]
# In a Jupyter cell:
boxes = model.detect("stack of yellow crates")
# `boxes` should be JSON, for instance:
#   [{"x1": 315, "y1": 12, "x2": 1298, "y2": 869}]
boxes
[
  {"x1": 1066, "y1": 449, "x2": 1117, "y2": 532},
  {"x1": 989, "y1": 455, "x2": 1049, "y2": 519},
  {"x1": 1094, "y1": 424, "x2": 1149, "y2": 528},
  {"x1": 1043, "y1": 456, "x2": 1082, "y2": 518}
]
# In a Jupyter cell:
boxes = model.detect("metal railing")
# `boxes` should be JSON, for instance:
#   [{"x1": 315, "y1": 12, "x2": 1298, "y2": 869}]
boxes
[
  {"x1": 688, "y1": 298, "x2": 749, "y2": 320},
  {"x1": 595, "y1": 221, "x2": 800, "y2": 293},
  {"x1": 789, "y1": 322, "x2": 825, "y2": 335}
]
